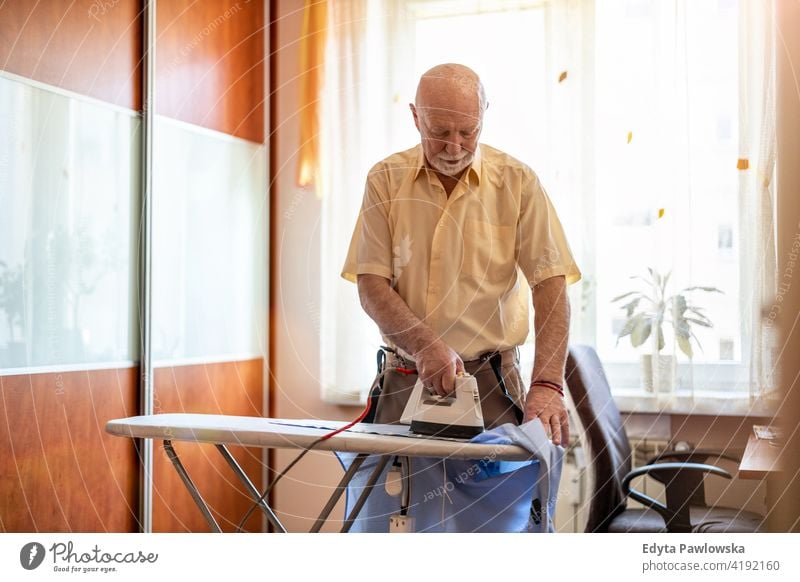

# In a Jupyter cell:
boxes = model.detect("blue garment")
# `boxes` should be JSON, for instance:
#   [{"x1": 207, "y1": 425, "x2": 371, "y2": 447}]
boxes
[{"x1": 336, "y1": 419, "x2": 564, "y2": 533}]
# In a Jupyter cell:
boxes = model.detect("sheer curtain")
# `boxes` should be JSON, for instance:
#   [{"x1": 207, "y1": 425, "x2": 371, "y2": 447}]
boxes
[
  {"x1": 318, "y1": 0, "x2": 413, "y2": 402},
  {"x1": 739, "y1": 0, "x2": 777, "y2": 400},
  {"x1": 543, "y1": 0, "x2": 596, "y2": 349}
]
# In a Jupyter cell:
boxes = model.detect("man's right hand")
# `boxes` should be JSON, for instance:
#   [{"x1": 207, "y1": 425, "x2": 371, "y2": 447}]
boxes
[
  {"x1": 356, "y1": 274, "x2": 464, "y2": 395},
  {"x1": 414, "y1": 340, "x2": 465, "y2": 396}
]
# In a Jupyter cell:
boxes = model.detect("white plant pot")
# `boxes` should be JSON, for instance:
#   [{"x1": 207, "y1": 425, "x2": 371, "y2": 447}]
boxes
[{"x1": 641, "y1": 354, "x2": 676, "y2": 393}]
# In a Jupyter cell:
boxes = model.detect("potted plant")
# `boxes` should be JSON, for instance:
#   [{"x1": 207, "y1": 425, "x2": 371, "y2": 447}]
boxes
[{"x1": 612, "y1": 268, "x2": 722, "y2": 393}]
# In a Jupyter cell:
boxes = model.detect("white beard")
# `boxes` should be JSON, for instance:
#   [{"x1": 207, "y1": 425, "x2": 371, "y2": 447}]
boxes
[{"x1": 429, "y1": 152, "x2": 473, "y2": 177}]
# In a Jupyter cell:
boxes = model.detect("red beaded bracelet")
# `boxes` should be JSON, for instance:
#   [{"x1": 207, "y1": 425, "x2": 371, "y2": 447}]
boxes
[{"x1": 531, "y1": 380, "x2": 564, "y2": 397}]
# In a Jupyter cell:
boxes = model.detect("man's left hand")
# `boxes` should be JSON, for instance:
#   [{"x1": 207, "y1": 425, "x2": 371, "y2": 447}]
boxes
[{"x1": 523, "y1": 386, "x2": 569, "y2": 446}]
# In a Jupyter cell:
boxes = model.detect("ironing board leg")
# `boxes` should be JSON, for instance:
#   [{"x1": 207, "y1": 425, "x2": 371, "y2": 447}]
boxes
[
  {"x1": 340, "y1": 455, "x2": 391, "y2": 533},
  {"x1": 214, "y1": 444, "x2": 287, "y2": 533},
  {"x1": 163, "y1": 440, "x2": 222, "y2": 532},
  {"x1": 310, "y1": 453, "x2": 369, "y2": 533}
]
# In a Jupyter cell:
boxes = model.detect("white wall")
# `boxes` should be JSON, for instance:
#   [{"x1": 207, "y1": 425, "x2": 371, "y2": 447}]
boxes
[
  {"x1": 272, "y1": 0, "x2": 357, "y2": 532},
  {"x1": 774, "y1": 0, "x2": 800, "y2": 530}
]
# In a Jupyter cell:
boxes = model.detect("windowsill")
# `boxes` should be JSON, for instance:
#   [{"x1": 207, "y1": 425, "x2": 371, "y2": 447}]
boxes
[
  {"x1": 321, "y1": 391, "x2": 367, "y2": 407},
  {"x1": 611, "y1": 388, "x2": 779, "y2": 417},
  {"x1": 323, "y1": 381, "x2": 781, "y2": 419}
]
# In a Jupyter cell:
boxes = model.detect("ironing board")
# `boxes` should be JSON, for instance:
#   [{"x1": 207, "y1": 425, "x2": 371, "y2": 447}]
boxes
[{"x1": 105, "y1": 413, "x2": 534, "y2": 533}]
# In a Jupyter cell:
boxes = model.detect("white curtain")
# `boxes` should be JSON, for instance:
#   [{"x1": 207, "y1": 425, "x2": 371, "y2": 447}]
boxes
[
  {"x1": 739, "y1": 0, "x2": 777, "y2": 399},
  {"x1": 543, "y1": 0, "x2": 596, "y2": 347},
  {"x1": 319, "y1": 0, "x2": 414, "y2": 403}
]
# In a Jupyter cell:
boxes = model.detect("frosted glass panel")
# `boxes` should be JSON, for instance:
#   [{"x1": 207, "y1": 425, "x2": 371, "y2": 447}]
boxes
[
  {"x1": 0, "y1": 75, "x2": 140, "y2": 369},
  {"x1": 152, "y1": 118, "x2": 267, "y2": 362}
]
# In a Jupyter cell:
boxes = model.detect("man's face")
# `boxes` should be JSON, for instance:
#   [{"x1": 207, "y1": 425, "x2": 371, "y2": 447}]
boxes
[{"x1": 412, "y1": 103, "x2": 482, "y2": 177}]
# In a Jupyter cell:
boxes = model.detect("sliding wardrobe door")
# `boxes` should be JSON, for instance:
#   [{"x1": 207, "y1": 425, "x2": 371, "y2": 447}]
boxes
[
  {"x1": 0, "y1": 0, "x2": 142, "y2": 533},
  {"x1": 148, "y1": 0, "x2": 268, "y2": 532}
]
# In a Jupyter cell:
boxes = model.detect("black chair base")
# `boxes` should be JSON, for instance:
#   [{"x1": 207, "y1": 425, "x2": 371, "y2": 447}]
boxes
[{"x1": 607, "y1": 506, "x2": 764, "y2": 533}]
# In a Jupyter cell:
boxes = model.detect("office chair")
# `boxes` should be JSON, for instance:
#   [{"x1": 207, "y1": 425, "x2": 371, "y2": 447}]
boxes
[{"x1": 564, "y1": 344, "x2": 764, "y2": 533}]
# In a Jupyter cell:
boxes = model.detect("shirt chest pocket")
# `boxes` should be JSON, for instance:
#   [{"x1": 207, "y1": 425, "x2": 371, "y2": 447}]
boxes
[{"x1": 460, "y1": 219, "x2": 517, "y2": 284}]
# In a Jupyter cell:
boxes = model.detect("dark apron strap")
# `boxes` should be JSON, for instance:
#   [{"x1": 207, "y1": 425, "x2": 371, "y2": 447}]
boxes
[
  {"x1": 488, "y1": 352, "x2": 524, "y2": 424},
  {"x1": 362, "y1": 347, "x2": 388, "y2": 424}
]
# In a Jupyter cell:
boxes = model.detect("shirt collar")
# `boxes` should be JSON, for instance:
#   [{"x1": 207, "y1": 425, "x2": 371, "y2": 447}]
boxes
[{"x1": 413, "y1": 144, "x2": 482, "y2": 185}]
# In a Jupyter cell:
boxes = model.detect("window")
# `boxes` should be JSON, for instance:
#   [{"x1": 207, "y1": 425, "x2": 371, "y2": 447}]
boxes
[
  {"x1": 593, "y1": 0, "x2": 746, "y2": 391},
  {"x1": 319, "y1": 0, "x2": 776, "y2": 405}
]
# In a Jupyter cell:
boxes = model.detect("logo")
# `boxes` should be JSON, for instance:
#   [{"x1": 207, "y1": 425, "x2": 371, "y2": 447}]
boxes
[{"x1": 20, "y1": 542, "x2": 46, "y2": 570}]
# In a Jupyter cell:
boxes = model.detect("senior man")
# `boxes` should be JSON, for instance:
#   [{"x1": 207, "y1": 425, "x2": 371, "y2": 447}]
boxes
[{"x1": 342, "y1": 63, "x2": 581, "y2": 445}]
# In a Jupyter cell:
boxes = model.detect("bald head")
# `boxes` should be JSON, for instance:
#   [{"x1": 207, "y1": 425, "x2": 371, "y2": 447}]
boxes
[{"x1": 414, "y1": 63, "x2": 487, "y2": 117}]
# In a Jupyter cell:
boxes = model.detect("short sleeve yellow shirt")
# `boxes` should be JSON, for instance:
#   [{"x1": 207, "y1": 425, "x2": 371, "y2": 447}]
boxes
[{"x1": 342, "y1": 143, "x2": 581, "y2": 360}]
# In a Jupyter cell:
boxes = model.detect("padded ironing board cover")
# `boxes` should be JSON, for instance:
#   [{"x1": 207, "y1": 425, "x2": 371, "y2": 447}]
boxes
[{"x1": 336, "y1": 419, "x2": 564, "y2": 533}]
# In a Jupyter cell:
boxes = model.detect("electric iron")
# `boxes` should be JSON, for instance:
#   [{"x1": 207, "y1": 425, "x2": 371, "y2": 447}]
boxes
[{"x1": 399, "y1": 373, "x2": 484, "y2": 439}]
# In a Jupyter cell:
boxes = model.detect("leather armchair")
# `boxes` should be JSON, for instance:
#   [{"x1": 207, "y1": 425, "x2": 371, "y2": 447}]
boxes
[{"x1": 565, "y1": 344, "x2": 763, "y2": 533}]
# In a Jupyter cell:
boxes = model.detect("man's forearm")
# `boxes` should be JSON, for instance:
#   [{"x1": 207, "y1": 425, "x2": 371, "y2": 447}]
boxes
[
  {"x1": 525, "y1": 275, "x2": 571, "y2": 445},
  {"x1": 531, "y1": 275, "x2": 570, "y2": 385},
  {"x1": 358, "y1": 274, "x2": 464, "y2": 395},
  {"x1": 356, "y1": 274, "x2": 439, "y2": 356}
]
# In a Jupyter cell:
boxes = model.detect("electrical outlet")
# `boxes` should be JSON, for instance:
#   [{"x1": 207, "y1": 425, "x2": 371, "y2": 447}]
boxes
[{"x1": 389, "y1": 514, "x2": 415, "y2": 533}]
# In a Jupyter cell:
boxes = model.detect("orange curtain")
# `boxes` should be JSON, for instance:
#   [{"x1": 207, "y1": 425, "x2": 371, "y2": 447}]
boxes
[{"x1": 296, "y1": 0, "x2": 328, "y2": 188}]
